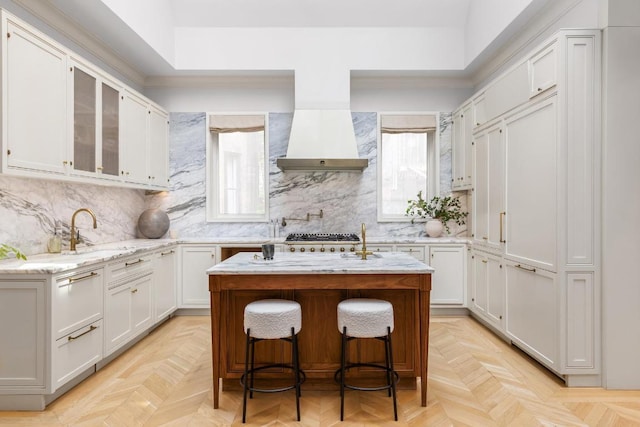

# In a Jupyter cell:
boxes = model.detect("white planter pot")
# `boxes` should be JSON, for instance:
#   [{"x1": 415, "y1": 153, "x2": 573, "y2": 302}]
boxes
[{"x1": 425, "y1": 219, "x2": 444, "y2": 237}]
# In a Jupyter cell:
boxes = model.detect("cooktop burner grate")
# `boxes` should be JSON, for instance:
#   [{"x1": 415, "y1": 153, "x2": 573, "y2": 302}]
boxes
[{"x1": 285, "y1": 233, "x2": 360, "y2": 242}]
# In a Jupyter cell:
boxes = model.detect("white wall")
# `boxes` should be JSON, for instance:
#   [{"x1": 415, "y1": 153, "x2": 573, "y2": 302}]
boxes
[{"x1": 601, "y1": 0, "x2": 640, "y2": 389}]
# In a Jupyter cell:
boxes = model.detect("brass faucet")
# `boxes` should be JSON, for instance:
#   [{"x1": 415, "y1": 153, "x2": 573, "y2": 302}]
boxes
[
  {"x1": 69, "y1": 208, "x2": 97, "y2": 251},
  {"x1": 355, "y1": 222, "x2": 373, "y2": 260}
]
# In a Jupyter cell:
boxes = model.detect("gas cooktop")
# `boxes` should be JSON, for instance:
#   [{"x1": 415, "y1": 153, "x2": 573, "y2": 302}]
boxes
[{"x1": 285, "y1": 233, "x2": 360, "y2": 242}]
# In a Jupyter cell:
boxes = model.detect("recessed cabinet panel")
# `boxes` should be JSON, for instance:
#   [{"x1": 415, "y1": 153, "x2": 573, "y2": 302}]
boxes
[
  {"x1": 53, "y1": 268, "x2": 103, "y2": 340},
  {"x1": 429, "y1": 245, "x2": 465, "y2": 305},
  {"x1": 529, "y1": 41, "x2": 557, "y2": 98},
  {"x1": 0, "y1": 281, "x2": 45, "y2": 388},
  {"x1": 148, "y1": 107, "x2": 169, "y2": 187},
  {"x1": 101, "y1": 83, "x2": 120, "y2": 177},
  {"x1": 121, "y1": 90, "x2": 149, "y2": 184},
  {"x1": 504, "y1": 96, "x2": 557, "y2": 271},
  {"x1": 73, "y1": 67, "x2": 96, "y2": 173},
  {"x1": 505, "y1": 262, "x2": 557, "y2": 368},
  {"x1": 180, "y1": 245, "x2": 217, "y2": 307}
]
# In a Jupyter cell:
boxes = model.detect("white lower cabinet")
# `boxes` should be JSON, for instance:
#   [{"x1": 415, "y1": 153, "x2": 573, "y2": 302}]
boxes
[
  {"x1": 470, "y1": 250, "x2": 505, "y2": 330},
  {"x1": 53, "y1": 320, "x2": 102, "y2": 390},
  {"x1": 179, "y1": 245, "x2": 217, "y2": 308},
  {"x1": 429, "y1": 245, "x2": 466, "y2": 305},
  {"x1": 104, "y1": 254, "x2": 154, "y2": 356},
  {"x1": 153, "y1": 248, "x2": 177, "y2": 322},
  {"x1": 505, "y1": 261, "x2": 558, "y2": 370},
  {"x1": 0, "y1": 280, "x2": 46, "y2": 390},
  {"x1": 396, "y1": 245, "x2": 426, "y2": 262}
]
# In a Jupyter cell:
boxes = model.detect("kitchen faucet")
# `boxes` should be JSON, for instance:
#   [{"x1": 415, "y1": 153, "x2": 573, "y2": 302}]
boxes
[
  {"x1": 69, "y1": 208, "x2": 97, "y2": 251},
  {"x1": 355, "y1": 222, "x2": 373, "y2": 260}
]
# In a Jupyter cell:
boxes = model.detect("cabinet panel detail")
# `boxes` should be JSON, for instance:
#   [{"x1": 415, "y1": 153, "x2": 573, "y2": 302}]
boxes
[
  {"x1": 566, "y1": 37, "x2": 596, "y2": 265},
  {"x1": 566, "y1": 273, "x2": 594, "y2": 368}
]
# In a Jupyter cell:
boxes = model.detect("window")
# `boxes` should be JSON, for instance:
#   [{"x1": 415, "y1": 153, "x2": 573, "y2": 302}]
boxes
[
  {"x1": 207, "y1": 114, "x2": 268, "y2": 221},
  {"x1": 377, "y1": 113, "x2": 439, "y2": 221}
]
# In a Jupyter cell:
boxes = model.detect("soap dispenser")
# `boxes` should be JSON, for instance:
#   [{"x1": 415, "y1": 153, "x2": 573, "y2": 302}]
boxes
[{"x1": 47, "y1": 223, "x2": 62, "y2": 253}]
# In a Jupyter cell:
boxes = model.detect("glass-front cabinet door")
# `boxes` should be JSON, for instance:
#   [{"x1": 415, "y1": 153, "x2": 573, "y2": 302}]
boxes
[{"x1": 69, "y1": 57, "x2": 121, "y2": 181}]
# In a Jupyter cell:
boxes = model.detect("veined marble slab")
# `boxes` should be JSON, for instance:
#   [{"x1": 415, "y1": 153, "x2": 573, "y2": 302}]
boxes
[{"x1": 207, "y1": 251, "x2": 434, "y2": 275}]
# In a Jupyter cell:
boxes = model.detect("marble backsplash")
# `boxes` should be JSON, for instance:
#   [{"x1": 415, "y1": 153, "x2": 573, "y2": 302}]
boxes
[
  {"x1": 0, "y1": 175, "x2": 146, "y2": 255},
  {"x1": 147, "y1": 111, "x2": 467, "y2": 239},
  {"x1": 0, "y1": 111, "x2": 466, "y2": 256}
]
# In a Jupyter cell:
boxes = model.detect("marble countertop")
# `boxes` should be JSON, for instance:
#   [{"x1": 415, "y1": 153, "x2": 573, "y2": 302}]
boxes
[
  {"x1": 0, "y1": 239, "x2": 177, "y2": 274},
  {"x1": 206, "y1": 251, "x2": 434, "y2": 275},
  {"x1": 0, "y1": 235, "x2": 465, "y2": 274}
]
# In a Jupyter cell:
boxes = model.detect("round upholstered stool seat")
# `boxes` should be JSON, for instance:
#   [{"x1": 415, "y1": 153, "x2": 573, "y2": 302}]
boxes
[
  {"x1": 244, "y1": 299, "x2": 302, "y2": 339},
  {"x1": 337, "y1": 298, "x2": 394, "y2": 338},
  {"x1": 336, "y1": 298, "x2": 398, "y2": 421},
  {"x1": 241, "y1": 299, "x2": 304, "y2": 423}
]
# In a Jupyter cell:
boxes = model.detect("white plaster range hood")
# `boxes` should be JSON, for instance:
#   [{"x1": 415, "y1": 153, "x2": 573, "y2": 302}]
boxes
[{"x1": 276, "y1": 109, "x2": 368, "y2": 172}]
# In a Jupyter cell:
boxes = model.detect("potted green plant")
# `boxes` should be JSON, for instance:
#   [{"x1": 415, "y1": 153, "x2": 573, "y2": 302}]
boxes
[
  {"x1": 406, "y1": 191, "x2": 468, "y2": 237},
  {"x1": 0, "y1": 243, "x2": 26, "y2": 261}
]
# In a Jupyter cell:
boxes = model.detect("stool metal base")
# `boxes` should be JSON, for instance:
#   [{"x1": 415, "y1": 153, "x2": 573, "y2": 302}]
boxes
[
  {"x1": 241, "y1": 327, "x2": 305, "y2": 423},
  {"x1": 337, "y1": 326, "x2": 398, "y2": 421}
]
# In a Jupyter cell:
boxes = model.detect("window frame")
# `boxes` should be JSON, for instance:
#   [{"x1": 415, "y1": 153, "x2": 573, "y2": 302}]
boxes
[
  {"x1": 376, "y1": 111, "x2": 440, "y2": 222},
  {"x1": 206, "y1": 112, "x2": 269, "y2": 222}
]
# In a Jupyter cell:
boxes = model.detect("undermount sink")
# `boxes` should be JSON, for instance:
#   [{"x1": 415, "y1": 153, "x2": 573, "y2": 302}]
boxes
[{"x1": 340, "y1": 252, "x2": 382, "y2": 260}]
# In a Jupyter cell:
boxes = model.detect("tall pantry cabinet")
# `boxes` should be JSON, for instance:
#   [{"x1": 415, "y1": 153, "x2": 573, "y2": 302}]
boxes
[{"x1": 463, "y1": 30, "x2": 601, "y2": 386}]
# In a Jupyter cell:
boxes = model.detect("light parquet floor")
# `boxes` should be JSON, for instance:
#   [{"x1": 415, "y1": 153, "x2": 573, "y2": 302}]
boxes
[{"x1": 1, "y1": 315, "x2": 639, "y2": 426}]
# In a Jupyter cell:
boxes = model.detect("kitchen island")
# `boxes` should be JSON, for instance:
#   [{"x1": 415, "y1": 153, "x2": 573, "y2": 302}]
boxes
[{"x1": 207, "y1": 251, "x2": 434, "y2": 408}]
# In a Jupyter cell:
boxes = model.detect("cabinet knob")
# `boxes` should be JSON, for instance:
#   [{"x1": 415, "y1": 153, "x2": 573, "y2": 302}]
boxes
[
  {"x1": 290, "y1": 247, "x2": 296, "y2": 252},
  {"x1": 131, "y1": 288, "x2": 138, "y2": 294}
]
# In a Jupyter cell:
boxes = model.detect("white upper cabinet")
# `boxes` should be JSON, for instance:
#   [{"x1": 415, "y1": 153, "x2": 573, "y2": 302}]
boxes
[
  {"x1": 451, "y1": 102, "x2": 472, "y2": 190},
  {"x1": 528, "y1": 41, "x2": 557, "y2": 98},
  {"x1": 121, "y1": 89, "x2": 149, "y2": 185},
  {"x1": 148, "y1": 106, "x2": 170, "y2": 188},
  {"x1": 69, "y1": 57, "x2": 122, "y2": 182},
  {"x1": 2, "y1": 16, "x2": 68, "y2": 175},
  {"x1": 0, "y1": 10, "x2": 169, "y2": 190}
]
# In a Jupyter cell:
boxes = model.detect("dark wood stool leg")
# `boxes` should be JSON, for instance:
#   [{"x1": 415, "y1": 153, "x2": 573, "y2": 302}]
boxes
[
  {"x1": 292, "y1": 327, "x2": 301, "y2": 421},
  {"x1": 387, "y1": 326, "x2": 398, "y2": 421},
  {"x1": 242, "y1": 328, "x2": 250, "y2": 423},
  {"x1": 340, "y1": 326, "x2": 347, "y2": 421}
]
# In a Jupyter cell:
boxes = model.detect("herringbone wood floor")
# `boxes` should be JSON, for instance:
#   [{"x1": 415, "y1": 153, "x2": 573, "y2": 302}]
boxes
[{"x1": 1, "y1": 315, "x2": 639, "y2": 426}]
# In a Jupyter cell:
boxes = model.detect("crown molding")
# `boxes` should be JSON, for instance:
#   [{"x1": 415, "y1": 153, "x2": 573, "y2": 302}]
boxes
[
  {"x1": 12, "y1": 0, "x2": 146, "y2": 87},
  {"x1": 144, "y1": 73, "x2": 295, "y2": 88}
]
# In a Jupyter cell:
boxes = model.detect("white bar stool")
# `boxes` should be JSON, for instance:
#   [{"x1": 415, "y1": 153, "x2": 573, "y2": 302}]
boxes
[
  {"x1": 336, "y1": 298, "x2": 398, "y2": 421},
  {"x1": 241, "y1": 299, "x2": 304, "y2": 423}
]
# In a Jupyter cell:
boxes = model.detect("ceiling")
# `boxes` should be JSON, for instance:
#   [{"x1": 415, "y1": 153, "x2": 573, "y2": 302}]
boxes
[
  {"x1": 167, "y1": 0, "x2": 472, "y2": 28},
  {"x1": 14, "y1": 0, "x2": 555, "y2": 85}
]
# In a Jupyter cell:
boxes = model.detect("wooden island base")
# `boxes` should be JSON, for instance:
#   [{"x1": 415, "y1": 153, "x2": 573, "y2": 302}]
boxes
[{"x1": 209, "y1": 272, "x2": 431, "y2": 408}]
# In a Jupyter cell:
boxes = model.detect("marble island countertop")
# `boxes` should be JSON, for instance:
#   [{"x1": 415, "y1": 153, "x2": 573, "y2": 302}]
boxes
[{"x1": 207, "y1": 251, "x2": 434, "y2": 275}]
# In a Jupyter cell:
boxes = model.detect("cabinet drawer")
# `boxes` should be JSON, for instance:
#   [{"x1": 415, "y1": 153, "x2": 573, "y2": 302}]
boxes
[
  {"x1": 106, "y1": 253, "x2": 152, "y2": 285},
  {"x1": 53, "y1": 320, "x2": 103, "y2": 391},
  {"x1": 396, "y1": 245, "x2": 425, "y2": 261},
  {"x1": 369, "y1": 245, "x2": 393, "y2": 253},
  {"x1": 53, "y1": 268, "x2": 103, "y2": 340}
]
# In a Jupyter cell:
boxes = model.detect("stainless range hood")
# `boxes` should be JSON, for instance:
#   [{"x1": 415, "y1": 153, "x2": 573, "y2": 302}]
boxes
[{"x1": 276, "y1": 109, "x2": 368, "y2": 172}]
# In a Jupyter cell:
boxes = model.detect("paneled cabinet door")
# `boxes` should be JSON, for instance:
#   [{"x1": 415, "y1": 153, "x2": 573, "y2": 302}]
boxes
[
  {"x1": 120, "y1": 89, "x2": 149, "y2": 184},
  {"x1": 429, "y1": 245, "x2": 465, "y2": 305},
  {"x1": 470, "y1": 252, "x2": 487, "y2": 315},
  {"x1": 451, "y1": 103, "x2": 473, "y2": 190},
  {"x1": 0, "y1": 280, "x2": 45, "y2": 388},
  {"x1": 504, "y1": 96, "x2": 557, "y2": 271},
  {"x1": 473, "y1": 123, "x2": 505, "y2": 249},
  {"x1": 180, "y1": 245, "x2": 217, "y2": 308},
  {"x1": 148, "y1": 106, "x2": 169, "y2": 188},
  {"x1": 485, "y1": 255, "x2": 505, "y2": 329},
  {"x1": 4, "y1": 20, "x2": 67, "y2": 175},
  {"x1": 154, "y1": 248, "x2": 177, "y2": 322},
  {"x1": 505, "y1": 261, "x2": 558, "y2": 370}
]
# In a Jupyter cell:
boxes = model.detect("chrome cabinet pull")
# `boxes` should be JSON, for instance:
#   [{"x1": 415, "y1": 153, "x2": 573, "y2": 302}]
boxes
[
  {"x1": 515, "y1": 264, "x2": 536, "y2": 273},
  {"x1": 68, "y1": 325, "x2": 97, "y2": 341},
  {"x1": 125, "y1": 258, "x2": 144, "y2": 267}
]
